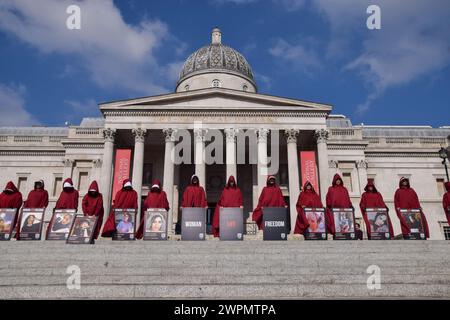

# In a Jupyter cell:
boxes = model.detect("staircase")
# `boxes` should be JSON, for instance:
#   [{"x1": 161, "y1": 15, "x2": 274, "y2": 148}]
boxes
[{"x1": 1, "y1": 240, "x2": 449, "y2": 299}]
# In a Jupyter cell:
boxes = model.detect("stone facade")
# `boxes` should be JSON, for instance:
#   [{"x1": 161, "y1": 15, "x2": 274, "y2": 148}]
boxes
[{"x1": 0, "y1": 29, "x2": 449, "y2": 239}]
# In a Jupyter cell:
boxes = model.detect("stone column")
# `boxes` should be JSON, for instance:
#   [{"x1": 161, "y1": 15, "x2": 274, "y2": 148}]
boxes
[
  {"x1": 163, "y1": 128, "x2": 177, "y2": 234},
  {"x1": 194, "y1": 128, "x2": 207, "y2": 188},
  {"x1": 62, "y1": 159, "x2": 74, "y2": 179},
  {"x1": 132, "y1": 128, "x2": 147, "y2": 220},
  {"x1": 315, "y1": 129, "x2": 329, "y2": 204},
  {"x1": 225, "y1": 128, "x2": 238, "y2": 181},
  {"x1": 100, "y1": 128, "x2": 116, "y2": 217},
  {"x1": 257, "y1": 128, "x2": 269, "y2": 195},
  {"x1": 285, "y1": 129, "x2": 300, "y2": 233},
  {"x1": 356, "y1": 160, "x2": 368, "y2": 194}
]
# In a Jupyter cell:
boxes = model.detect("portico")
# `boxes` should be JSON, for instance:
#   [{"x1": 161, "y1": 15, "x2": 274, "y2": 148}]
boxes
[{"x1": 98, "y1": 88, "x2": 332, "y2": 233}]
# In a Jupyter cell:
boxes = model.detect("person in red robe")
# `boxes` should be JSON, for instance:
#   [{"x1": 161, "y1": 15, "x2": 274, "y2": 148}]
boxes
[
  {"x1": 101, "y1": 178, "x2": 138, "y2": 237},
  {"x1": 325, "y1": 174, "x2": 353, "y2": 235},
  {"x1": 359, "y1": 180, "x2": 394, "y2": 239},
  {"x1": 16, "y1": 179, "x2": 49, "y2": 238},
  {"x1": 55, "y1": 178, "x2": 79, "y2": 210},
  {"x1": 0, "y1": 181, "x2": 23, "y2": 229},
  {"x1": 294, "y1": 181, "x2": 323, "y2": 235},
  {"x1": 443, "y1": 182, "x2": 450, "y2": 226},
  {"x1": 252, "y1": 175, "x2": 287, "y2": 230},
  {"x1": 82, "y1": 181, "x2": 104, "y2": 239},
  {"x1": 181, "y1": 175, "x2": 208, "y2": 208},
  {"x1": 212, "y1": 175, "x2": 243, "y2": 237},
  {"x1": 135, "y1": 179, "x2": 169, "y2": 239},
  {"x1": 394, "y1": 177, "x2": 430, "y2": 239}
]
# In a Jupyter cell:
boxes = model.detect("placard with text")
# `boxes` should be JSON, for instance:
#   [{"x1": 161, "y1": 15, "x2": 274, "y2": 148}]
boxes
[
  {"x1": 400, "y1": 208, "x2": 426, "y2": 240},
  {"x1": 113, "y1": 208, "x2": 136, "y2": 240},
  {"x1": 219, "y1": 207, "x2": 244, "y2": 241},
  {"x1": 67, "y1": 216, "x2": 98, "y2": 244},
  {"x1": 0, "y1": 208, "x2": 17, "y2": 241},
  {"x1": 263, "y1": 207, "x2": 288, "y2": 241},
  {"x1": 366, "y1": 208, "x2": 391, "y2": 240},
  {"x1": 46, "y1": 209, "x2": 77, "y2": 240},
  {"x1": 18, "y1": 208, "x2": 45, "y2": 241},
  {"x1": 181, "y1": 207, "x2": 206, "y2": 241},
  {"x1": 143, "y1": 208, "x2": 168, "y2": 240}
]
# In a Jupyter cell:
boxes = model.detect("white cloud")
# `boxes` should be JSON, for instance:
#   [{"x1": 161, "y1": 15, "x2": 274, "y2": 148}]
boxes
[
  {"x1": 0, "y1": 0, "x2": 185, "y2": 95},
  {"x1": 64, "y1": 98, "x2": 100, "y2": 118},
  {"x1": 312, "y1": 0, "x2": 450, "y2": 112},
  {"x1": 269, "y1": 38, "x2": 322, "y2": 76},
  {"x1": 0, "y1": 84, "x2": 38, "y2": 126}
]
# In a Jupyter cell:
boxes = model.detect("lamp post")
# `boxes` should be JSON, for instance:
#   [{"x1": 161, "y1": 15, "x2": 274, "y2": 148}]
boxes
[{"x1": 438, "y1": 147, "x2": 449, "y2": 181}]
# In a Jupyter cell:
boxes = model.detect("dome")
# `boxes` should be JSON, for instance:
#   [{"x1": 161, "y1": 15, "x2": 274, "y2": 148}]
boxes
[{"x1": 176, "y1": 28, "x2": 257, "y2": 92}]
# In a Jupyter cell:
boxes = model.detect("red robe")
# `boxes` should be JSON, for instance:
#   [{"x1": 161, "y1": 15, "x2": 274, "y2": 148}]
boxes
[
  {"x1": 252, "y1": 176, "x2": 286, "y2": 230},
  {"x1": 55, "y1": 178, "x2": 79, "y2": 210},
  {"x1": 394, "y1": 177, "x2": 429, "y2": 238},
  {"x1": 82, "y1": 181, "x2": 104, "y2": 239},
  {"x1": 181, "y1": 175, "x2": 207, "y2": 208},
  {"x1": 359, "y1": 181, "x2": 394, "y2": 239},
  {"x1": 101, "y1": 179, "x2": 138, "y2": 237},
  {"x1": 212, "y1": 176, "x2": 243, "y2": 237},
  {"x1": 443, "y1": 182, "x2": 450, "y2": 226},
  {"x1": 135, "y1": 179, "x2": 169, "y2": 239},
  {"x1": 0, "y1": 181, "x2": 23, "y2": 229},
  {"x1": 325, "y1": 174, "x2": 353, "y2": 235},
  {"x1": 294, "y1": 181, "x2": 323, "y2": 235},
  {"x1": 16, "y1": 181, "x2": 49, "y2": 238}
]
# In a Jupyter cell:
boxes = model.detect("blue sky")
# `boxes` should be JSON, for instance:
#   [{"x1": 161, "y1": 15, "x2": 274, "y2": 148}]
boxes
[{"x1": 0, "y1": 0, "x2": 449, "y2": 127}]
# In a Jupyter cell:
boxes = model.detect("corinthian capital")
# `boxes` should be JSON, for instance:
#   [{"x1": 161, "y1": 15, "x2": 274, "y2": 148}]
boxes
[
  {"x1": 314, "y1": 129, "x2": 329, "y2": 143},
  {"x1": 357, "y1": 160, "x2": 368, "y2": 169},
  {"x1": 163, "y1": 128, "x2": 177, "y2": 142},
  {"x1": 103, "y1": 128, "x2": 116, "y2": 143},
  {"x1": 284, "y1": 129, "x2": 299, "y2": 144},
  {"x1": 194, "y1": 128, "x2": 207, "y2": 142},
  {"x1": 224, "y1": 128, "x2": 239, "y2": 142},
  {"x1": 132, "y1": 128, "x2": 147, "y2": 143},
  {"x1": 63, "y1": 159, "x2": 74, "y2": 167},
  {"x1": 256, "y1": 128, "x2": 269, "y2": 143}
]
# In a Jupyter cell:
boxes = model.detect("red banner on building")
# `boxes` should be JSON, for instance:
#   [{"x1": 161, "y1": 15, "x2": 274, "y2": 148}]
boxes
[
  {"x1": 300, "y1": 151, "x2": 319, "y2": 192},
  {"x1": 111, "y1": 149, "x2": 132, "y2": 205}
]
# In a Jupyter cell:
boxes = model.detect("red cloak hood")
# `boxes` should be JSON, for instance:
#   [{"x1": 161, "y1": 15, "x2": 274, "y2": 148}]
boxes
[
  {"x1": 55, "y1": 178, "x2": 79, "y2": 210},
  {"x1": 399, "y1": 177, "x2": 410, "y2": 188},
  {"x1": 150, "y1": 179, "x2": 162, "y2": 192},
  {"x1": 190, "y1": 175, "x2": 200, "y2": 186},
  {"x1": 181, "y1": 175, "x2": 207, "y2": 207},
  {"x1": 24, "y1": 180, "x2": 48, "y2": 208},
  {"x1": 0, "y1": 181, "x2": 23, "y2": 209},
  {"x1": 364, "y1": 180, "x2": 378, "y2": 193},
  {"x1": 88, "y1": 180, "x2": 100, "y2": 193},
  {"x1": 332, "y1": 174, "x2": 343, "y2": 187},
  {"x1": 266, "y1": 175, "x2": 277, "y2": 187},
  {"x1": 302, "y1": 181, "x2": 317, "y2": 194},
  {"x1": 445, "y1": 181, "x2": 450, "y2": 192},
  {"x1": 4, "y1": 181, "x2": 19, "y2": 193},
  {"x1": 226, "y1": 175, "x2": 237, "y2": 189},
  {"x1": 122, "y1": 178, "x2": 133, "y2": 189}
]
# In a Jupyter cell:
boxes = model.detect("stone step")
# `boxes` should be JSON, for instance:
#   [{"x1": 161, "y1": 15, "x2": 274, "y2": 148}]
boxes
[
  {"x1": 1, "y1": 283, "x2": 449, "y2": 299},
  {"x1": 1, "y1": 274, "x2": 449, "y2": 286}
]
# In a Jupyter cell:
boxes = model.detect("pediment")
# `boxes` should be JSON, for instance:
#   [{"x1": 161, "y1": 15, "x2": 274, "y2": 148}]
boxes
[{"x1": 99, "y1": 88, "x2": 332, "y2": 113}]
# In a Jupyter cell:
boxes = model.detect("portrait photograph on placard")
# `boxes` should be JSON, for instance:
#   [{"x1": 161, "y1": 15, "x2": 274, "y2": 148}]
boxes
[
  {"x1": 114, "y1": 209, "x2": 136, "y2": 240},
  {"x1": 402, "y1": 210, "x2": 424, "y2": 234},
  {"x1": 0, "y1": 208, "x2": 17, "y2": 240},
  {"x1": 367, "y1": 209, "x2": 390, "y2": 234},
  {"x1": 144, "y1": 209, "x2": 167, "y2": 240},
  {"x1": 334, "y1": 209, "x2": 355, "y2": 234},
  {"x1": 306, "y1": 209, "x2": 326, "y2": 234},
  {"x1": 47, "y1": 210, "x2": 76, "y2": 240},
  {"x1": 19, "y1": 209, "x2": 44, "y2": 240},
  {"x1": 67, "y1": 216, "x2": 97, "y2": 244}
]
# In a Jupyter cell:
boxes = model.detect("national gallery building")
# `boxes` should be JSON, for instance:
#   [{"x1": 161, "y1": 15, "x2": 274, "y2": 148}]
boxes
[{"x1": 1, "y1": 29, "x2": 449, "y2": 239}]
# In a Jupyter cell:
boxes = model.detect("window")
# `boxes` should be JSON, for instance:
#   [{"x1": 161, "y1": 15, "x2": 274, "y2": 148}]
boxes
[
  {"x1": 342, "y1": 172, "x2": 353, "y2": 192},
  {"x1": 444, "y1": 226, "x2": 450, "y2": 240},
  {"x1": 78, "y1": 172, "x2": 89, "y2": 194},
  {"x1": 143, "y1": 163, "x2": 153, "y2": 186},
  {"x1": 17, "y1": 177, "x2": 27, "y2": 194},
  {"x1": 212, "y1": 79, "x2": 221, "y2": 88},
  {"x1": 53, "y1": 177, "x2": 62, "y2": 197},
  {"x1": 243, "y1": 85, "x2": 248, "y2": 92},
  {"x1": 436, "y1": 178, "x2": 445, "y2": 197}
]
